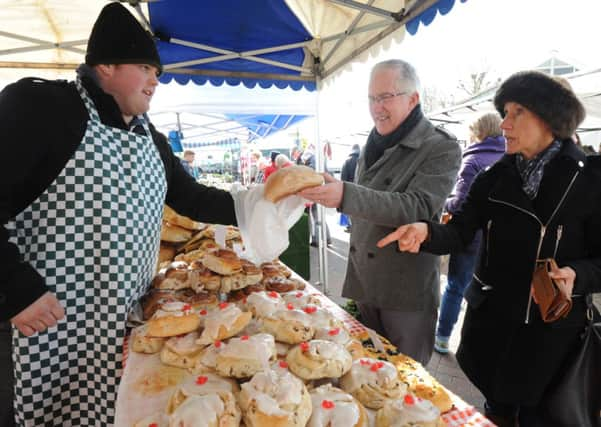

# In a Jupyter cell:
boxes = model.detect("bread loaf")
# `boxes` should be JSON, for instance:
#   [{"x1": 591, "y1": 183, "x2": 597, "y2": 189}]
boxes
[{"x1": 264, "y1": 165, "x2": 324, "y2": 202}]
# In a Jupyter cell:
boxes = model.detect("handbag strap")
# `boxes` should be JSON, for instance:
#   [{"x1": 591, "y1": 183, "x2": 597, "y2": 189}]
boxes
[{"x1": 586, "y1": 294, "x2": 594, "y2": 324}]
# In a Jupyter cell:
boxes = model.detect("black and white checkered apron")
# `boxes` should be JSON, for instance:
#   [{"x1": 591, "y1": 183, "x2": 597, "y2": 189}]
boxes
[{"x1": 7, "y1": 78, "x2": 166, "y2": 426}]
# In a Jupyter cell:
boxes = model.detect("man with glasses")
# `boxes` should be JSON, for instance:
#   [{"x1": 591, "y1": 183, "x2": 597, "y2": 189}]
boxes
[{"x1": 299, "y1": 59, "x2": 461, "y2": 365}]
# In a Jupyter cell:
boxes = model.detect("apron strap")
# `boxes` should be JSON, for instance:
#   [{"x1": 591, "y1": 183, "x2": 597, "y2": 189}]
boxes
[{"x1": 74, "y1": 77, "x2": 101, "y2": 123}]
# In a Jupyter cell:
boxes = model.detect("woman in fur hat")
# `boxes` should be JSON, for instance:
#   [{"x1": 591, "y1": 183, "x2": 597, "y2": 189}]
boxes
[{"x1": 378, "y1": 70, "x2": 601, "y2": 426}]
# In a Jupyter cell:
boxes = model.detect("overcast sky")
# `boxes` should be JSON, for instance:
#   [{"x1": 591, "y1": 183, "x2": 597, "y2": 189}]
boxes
[{"x1": 390, "y1": 0, "x2": 601, "y2": 94}]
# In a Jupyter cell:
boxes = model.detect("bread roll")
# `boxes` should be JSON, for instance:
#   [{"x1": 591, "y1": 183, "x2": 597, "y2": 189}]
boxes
[
  {"x1": 160, "y1": 221, "x2": 193, "y2": 243},
  {"x1": 158, "y1": 243, "x2": 176, "y2": 265},
  {"x1": 163, "y1": 205, "x2": 205, "y2": 231},
  {"x1": 131, "y1": 324, "x2": 165, "y2": 354},
  {"x1": 264, "y1": 165, "x2": 324, "y2": 202},
  {"x1": 203, "y1": 249, "x2": 243, "y2": 276},
  {"x1": 146, "y1": 302, "x2": 201, "y2": 337},
  {"x1": 340, "y1": 358, "x2": 407, "y2": 409},
  {"x1": 152, "y1": 261, "x2": 196, "y2": 290}
]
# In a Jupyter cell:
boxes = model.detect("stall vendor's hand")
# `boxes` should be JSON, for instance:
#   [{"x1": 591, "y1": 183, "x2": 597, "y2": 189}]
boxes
[
  {"x1": 298, "y1": 173, "x2": 343, "y2": 209},
  {"x1": 377, "y1": 222, "x2": 428, "y2": 253},
  {"x1": 11, "y1": 291, "x2": 65, "y2": 336}
]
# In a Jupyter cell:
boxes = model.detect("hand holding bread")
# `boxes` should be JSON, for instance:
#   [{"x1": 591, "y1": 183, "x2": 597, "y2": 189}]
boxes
[{"x1": 263, "y1": 165, "x2": 324, "y2": 202}]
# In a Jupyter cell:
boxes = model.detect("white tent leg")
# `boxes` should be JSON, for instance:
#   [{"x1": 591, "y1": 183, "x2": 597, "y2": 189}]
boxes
[{"x1": 314, "y1": 77, "x2": 329, "y2": 295}]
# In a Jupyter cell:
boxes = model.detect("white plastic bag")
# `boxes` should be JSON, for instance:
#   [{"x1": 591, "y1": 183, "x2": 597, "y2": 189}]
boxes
[{"x1": 231, "y1": 184, "x2": 306, "y2": 264}]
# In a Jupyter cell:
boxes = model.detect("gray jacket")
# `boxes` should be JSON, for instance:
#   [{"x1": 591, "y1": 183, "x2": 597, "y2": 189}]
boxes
[{"x1": 341, "y1": 116, "x2": 461, "y2": 311}]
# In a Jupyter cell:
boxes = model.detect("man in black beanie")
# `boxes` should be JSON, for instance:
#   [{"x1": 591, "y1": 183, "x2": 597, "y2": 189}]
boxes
[{"x1": 0, "y1": 4, "x2": 237, "y2": 426}]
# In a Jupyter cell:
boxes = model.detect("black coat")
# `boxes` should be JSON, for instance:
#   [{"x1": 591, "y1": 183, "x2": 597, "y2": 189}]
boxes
[
  {"x1": 423, "y1": 141, "x2": 601, "y2": 405},
  {"x1": 340, "y1": 151, "x2": 359, "y2": 183},
  {"x1": 0, "y1": 76, "x2": 236, "y2": 321}
]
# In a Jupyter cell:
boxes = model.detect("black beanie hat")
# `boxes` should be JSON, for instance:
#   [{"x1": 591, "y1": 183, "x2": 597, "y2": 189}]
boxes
[
  {"x1": 493, "y1": 71, "x2": 585, "y2": 140},
  {"x1": 85, "y1": 3, "x2": 162, "y2": 74}
]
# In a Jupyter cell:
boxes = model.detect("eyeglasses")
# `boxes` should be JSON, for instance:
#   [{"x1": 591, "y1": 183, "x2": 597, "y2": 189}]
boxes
[{"x1": 368, "y1": 92, "x2": 407, "y2": 105}]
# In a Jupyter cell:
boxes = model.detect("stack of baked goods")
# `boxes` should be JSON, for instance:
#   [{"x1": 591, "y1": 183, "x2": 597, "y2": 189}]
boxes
[
  {"x1": 158, "y1": 205, "x2": 207, "y2": 268},
  {"x1": 129, "y1": 209, "x2": 454, "y2": 425}
]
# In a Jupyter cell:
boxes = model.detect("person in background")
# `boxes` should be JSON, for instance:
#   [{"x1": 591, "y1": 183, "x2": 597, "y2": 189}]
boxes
[
  {"x1": 0, "y1": 4, "x2": 238, "y2": 425},
  {"x1": 180, "y1": 149, "x2": 199, "y2": 179},
  {"x1": 249, "y1": 150, "x2": 262, "y2": 183},
  {"x1": 434, "y1": 112, "x2": 505, "y2": 354},
  {"x1": 378, "y1": 70, "x2": 599, "y2": 427},
  {"x1": 340, "y1": 144, "x2": 361, "y2": 232},
  {"x1": 275, "y1": 153, "x2": 293, "y2": 169},
  {"x1": 299, "y1": 59, "x2": 461, "y2": 365},
  {"x1": 262, "y1": 150, "x2": 280, "y2": 182},
  {"x1": 291, "y1": 147, "x2": 303, "y2": 165}
]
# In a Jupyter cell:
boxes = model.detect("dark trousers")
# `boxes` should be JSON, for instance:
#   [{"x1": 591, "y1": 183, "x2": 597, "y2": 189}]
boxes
[
  {"x1": 357, "y1": 301, "x2": 437, "y2": 366},
  {"x1": 484, "y1": 399, "x2": 541, "y2": 427},
  {"x1": 0, "y1": 322, "x2": 14, "y2": 427}
]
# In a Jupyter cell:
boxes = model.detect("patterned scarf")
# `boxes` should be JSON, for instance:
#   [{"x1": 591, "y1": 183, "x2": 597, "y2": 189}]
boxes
[{"x1": 515, "y1": 139, "x2": 562, "y2": 199}]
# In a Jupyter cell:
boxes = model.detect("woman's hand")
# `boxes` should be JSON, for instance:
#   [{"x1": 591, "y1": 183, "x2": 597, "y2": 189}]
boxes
[
  {"x1": 548, "y1": 265, "x2": 576, "y2": 296},
  {"x1": 377, "y1": 222, "x2": 428, "y2": 253}
]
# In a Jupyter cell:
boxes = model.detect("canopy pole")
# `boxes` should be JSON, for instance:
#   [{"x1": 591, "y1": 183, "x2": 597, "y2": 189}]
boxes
[{"x1": 313, "y1": 75, "x2": 329, "y2": 296}]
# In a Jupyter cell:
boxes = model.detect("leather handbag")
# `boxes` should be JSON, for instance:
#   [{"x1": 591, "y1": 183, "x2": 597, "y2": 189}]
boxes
[
  {"x1": 531, "y1": 258, "x2": 572, "y2": 322},
  {"x1": 542, "y1": 295, "x2": 601, "y2": 427}
]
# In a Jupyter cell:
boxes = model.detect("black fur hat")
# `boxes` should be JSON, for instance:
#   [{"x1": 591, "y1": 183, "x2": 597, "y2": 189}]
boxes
[
  {"x1": 85, "y1": 3, "x2": 162, "y2": 74},
  {"x1": 493, "y1": 71, "x2": 585, "y2": 140}
]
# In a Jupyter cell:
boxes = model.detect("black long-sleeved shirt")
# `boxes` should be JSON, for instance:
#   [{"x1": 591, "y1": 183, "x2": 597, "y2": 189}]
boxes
[{"x1": 0, "y1": 75, "x2": 236, "y2": 320}]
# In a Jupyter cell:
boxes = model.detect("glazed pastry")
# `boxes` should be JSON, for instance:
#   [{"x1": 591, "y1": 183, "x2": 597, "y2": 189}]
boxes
[
  {"x1": 214, "y1": 333, "x2": 277, "y2": 378},
  {"x1": 375, "y1": 394, "x2": 443, "y2": 427},
  {"x1": 160, "y1": 331, "x2": 204, "y2": 369},
  {"x1": 133, "y1": 412, "x2": 168, "y2": 427},
  {"x1": 166, "y1": 372, "x2": 239, "y2": 414},
  {"x1": 168, "y1": 393, "x2": 241, "y2": 427},
  {"x1": 196, "y1": 303, "x2": 252, "y2": 345},
  {"x1": 238, "y1": 368, "x2": 312, "y2": 427},
  {"x1": 245, "y1": 291, "x2": 285, "y2": 319},
  {"x1": 286, "y1": 340, "x2": 352, "y2": 380},
  {"x1": 308, "y1": 384, "x2": 368, "y2": 427},
  {"x1": 280, "y1": 290, "x2": 321, "y2": 309},
  {"x1": 314, "y1": 326, "x2": 352, "y2": 347},
  {"x1": 260, "y1": 308, "x2": 315, "y2": 344},
  {"x1": 301, "y1": 305, "x2": 345, "y2": 331},
  {"x1": 340, "y1": 358, "x2": 406, "y2": 409}
]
